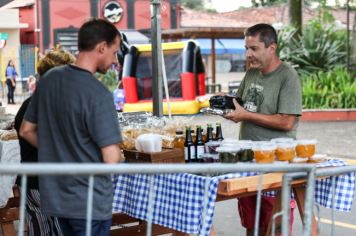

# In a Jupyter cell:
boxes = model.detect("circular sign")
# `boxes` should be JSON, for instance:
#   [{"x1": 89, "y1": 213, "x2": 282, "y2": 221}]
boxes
[
  {"x1": 0, "y1": 40, "x2": 6, "y2": 49},
  {"x1": 103, "y1": 1, "x2": 123, "y2": 23}
]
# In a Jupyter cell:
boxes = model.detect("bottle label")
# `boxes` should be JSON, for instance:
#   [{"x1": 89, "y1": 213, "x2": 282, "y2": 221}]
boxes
[
  {"x1": 197, "y1": 146, "x2": 205, "y2": 159},
  {"x1": 184, "y1": 147, "x2": 189, "y2": 160},
  {"x1": 190, "y1": 146, "x2": 195, "y2": 159}
]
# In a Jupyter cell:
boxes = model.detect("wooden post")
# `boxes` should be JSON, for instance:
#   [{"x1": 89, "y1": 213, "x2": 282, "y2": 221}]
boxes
[{"x1": 211, "y1": 38, "x2": 215, "y2": 84}]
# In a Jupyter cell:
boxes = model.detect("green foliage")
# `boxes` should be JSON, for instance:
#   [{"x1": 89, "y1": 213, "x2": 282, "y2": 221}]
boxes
[
  {"x1": 301, "y1": 67, "x2": 356, "y2": 109},
  {"x1": 277, "y1": 19, "x2": 348, "y2": 76},
  {"x1": 181, "y1": 0, "x2": 217, "y2": 12},
  {"x1": 94, "y1": 70, "x2": 117, "y2": 94}
]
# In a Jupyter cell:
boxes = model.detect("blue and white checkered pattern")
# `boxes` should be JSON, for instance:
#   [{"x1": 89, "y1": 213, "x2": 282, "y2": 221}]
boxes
[{"x1": 111, "y1": 159, "x2": 354, "y2": 236}]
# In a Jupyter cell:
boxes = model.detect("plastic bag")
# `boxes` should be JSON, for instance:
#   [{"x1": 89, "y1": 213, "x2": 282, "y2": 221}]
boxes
[{"x1": 136, "y1": 134, "x2": 174, "y2": 153}]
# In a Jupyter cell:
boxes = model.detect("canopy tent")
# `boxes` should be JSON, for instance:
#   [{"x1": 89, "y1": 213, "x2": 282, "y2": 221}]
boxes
[{"x1": 182, "y1": 39, "x2": 246, "y2": 54}]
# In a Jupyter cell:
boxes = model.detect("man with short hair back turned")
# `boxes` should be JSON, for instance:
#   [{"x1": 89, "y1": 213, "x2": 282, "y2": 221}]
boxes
[
  {"x1": 20, "y1": 18, "x2": 122, "y2": 236},
  {"x1": 216, "y1": 23, "x2": 302, "y2": 236}
]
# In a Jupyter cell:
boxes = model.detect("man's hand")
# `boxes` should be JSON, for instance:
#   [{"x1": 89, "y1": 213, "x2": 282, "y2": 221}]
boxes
[
  {"x1": 222, "y1": 98, "x2": 248, "y2": 123},
  {"x1": 213, "y1": 92, "x2": 229, "y2": 96}
]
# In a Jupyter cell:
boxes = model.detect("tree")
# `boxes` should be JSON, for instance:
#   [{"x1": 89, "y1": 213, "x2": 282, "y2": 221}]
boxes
[
  {"x1": 181, "y1": 0, "x2": 217, "y2": 12},
  {"x1": 288, "y1": 0, "x2": 302, "y2": 40}
]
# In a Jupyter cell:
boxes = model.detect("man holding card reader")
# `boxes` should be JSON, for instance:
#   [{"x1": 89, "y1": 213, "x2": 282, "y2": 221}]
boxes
[{"x1": 215, "y1": 24, "x2": 302, "y2": 236}]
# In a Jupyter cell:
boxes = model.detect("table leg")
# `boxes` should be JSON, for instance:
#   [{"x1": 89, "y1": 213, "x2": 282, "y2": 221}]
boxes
[
  {"x1": 266, "y1": 190, "x2": 282, "y2": 236},
  {"x1": 293, "y1": 186, "x2": 320, "y2": 236}
]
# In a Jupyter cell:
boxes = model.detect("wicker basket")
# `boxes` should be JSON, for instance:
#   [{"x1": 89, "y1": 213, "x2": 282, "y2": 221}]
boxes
[{"x1": 124, "y1": 147, "x2": 182, "y2": 163}]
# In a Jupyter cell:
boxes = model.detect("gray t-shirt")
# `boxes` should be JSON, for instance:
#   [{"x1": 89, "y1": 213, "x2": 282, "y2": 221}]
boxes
[
  {"x1": 234, "y1": 61, "x2": 302, "y2": 141},
  {"x1": 25, "y1": 65, "x2": 122, "y2": 220}
]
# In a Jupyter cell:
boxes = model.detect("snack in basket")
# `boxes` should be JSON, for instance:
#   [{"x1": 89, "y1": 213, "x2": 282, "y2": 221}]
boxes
[
  {"x1": 252, "y1": 143, "x2": 276, "y2": 164},
  {"x1": 289, "y1": 157, "x2": 308, "y2": 164},
  {"x1": 308, "y1": 154, "x2": 326, "y2": 164},
  {"x1": 296, "y1": 139, "x2": 316, "y2": 158},
  {"x1": 1, "y1": 130, "x2": 18, "y2": 141}
]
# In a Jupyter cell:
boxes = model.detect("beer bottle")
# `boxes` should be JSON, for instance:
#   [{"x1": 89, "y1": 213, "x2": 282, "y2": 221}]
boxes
[
  {"x1": 214, "y1": 122, "x2": 224, "y2": 141},
  {"x1": 195, "y1": 125, "x2": 205, "y2": 163},
  {"x1": 174, "y1": 131, "x2": 186, "y2": 163},
  {"x1": 184, "y1": 126, "x2": 195, "y2": 163},
  {"x1": 206, "y1": 123, "x2": 214, "y2": 143}
]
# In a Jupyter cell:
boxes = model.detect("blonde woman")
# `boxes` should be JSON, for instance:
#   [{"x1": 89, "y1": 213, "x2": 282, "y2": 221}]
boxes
[{"x1": 15, "y1": 50, "x2": 76, "y2": 236}]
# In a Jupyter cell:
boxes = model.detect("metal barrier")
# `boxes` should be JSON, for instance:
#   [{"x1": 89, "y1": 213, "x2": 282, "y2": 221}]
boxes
[{"x1": 0, "y1": 163, "x2": 354, "y2": 236}]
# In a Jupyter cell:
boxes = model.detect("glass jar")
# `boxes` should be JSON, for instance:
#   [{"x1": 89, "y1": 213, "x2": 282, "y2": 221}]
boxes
[
  {"x1": 206, "y1": 141, "x2": 222, "y2": 154},
  {"x1": 289, "y1": 157, "x2": 308, "y2": 164},
  {"x1": 237, "y1": 142, "x2": 254, "y2": 162},
  {"x1": 252, "y1": 143, "x2": 276, "y2": 164},
  {"x1": 296, "y1": 139, "x2": 317, "y2": 158},
  {"x1": 308, "y1": 153, "x2": 327, "y2": 164},
  {"x1": 275, "y1": 142, "x2": 296, "y2": 161},
  {"x1": 174, "y1": 131, "x2": 186, "y2": 163},
  {"x1": 216, "y1": 146, "x2": 240, "y2": 163}
]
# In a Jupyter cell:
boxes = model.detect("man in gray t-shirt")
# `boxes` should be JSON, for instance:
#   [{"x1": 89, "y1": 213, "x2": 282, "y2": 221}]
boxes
[
  {"x1": 20, "y1": 18, "x2": 122, "y2": 236},
  {"x1": 216, "y1": 24, "x2": 302, "y2": 236}
]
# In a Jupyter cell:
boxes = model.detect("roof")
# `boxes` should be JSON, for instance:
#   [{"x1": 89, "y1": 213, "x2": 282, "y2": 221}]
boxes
[
  {"x1": 181, "y1": 7, "x2": 252, "y2": 28},
  {"x1": 219, "y1": 5, "x2": 355, "y2": 27},
  {"x1": 161, "y1": 28, "x2": 246, "y2": 39},
  {"x1": 0, "y1": 0, "x2": 34, "y2": 9}
]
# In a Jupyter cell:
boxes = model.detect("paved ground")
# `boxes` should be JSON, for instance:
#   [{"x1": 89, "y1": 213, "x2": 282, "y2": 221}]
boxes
[{"x1": 1, "y1": 103, "x2": 356, "y2": 236}]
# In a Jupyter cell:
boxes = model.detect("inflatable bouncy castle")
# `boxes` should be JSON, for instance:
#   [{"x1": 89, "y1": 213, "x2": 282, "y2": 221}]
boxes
[{"x1": 122, "y1": 40, "x2": 209, "y2": 115}]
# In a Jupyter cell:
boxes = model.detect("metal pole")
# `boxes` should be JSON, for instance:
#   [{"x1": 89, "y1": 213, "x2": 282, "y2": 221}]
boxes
[
  {"x1": 281, "y1": 175, "x2": 291, "y2": 236},
  {"x1": 201, "y1": 175, "x2": 210, "y2": 236},
  {"x1": 254, "y1": 173, "x2": 263, "y2": 236},
  {"x1": 146, "y1": 174, "x2": 155, "y2": 236},
  {"x1": 85, "y1": 175, "x2": 94, "y2": 236},
  {"x1": 151, "y1": 0, "x2": 163, "y2": 117},
  {"x1": 347, "y1": 0, "x2": 350, "y2": 72},
  {"x1": 18, "y1": 175, "x2": 27, "y2": 236},
  {"x1": 211, "y1": 38, "x2": 216, "y2": 84},
  {"x1": 331, "y1": 176, "x2": 336, "y2": 236},
  {"x1": 302, "y1": 170, "x2": 316, "y2": 236}
]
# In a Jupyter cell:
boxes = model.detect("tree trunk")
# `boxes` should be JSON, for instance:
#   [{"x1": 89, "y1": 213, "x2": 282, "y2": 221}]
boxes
[
  {"x1": 350, "y1": 12, "x2": 356, "y2": 70},
  {"x1": 288, "y1": 0, "x2": 302, "y2": 41}
]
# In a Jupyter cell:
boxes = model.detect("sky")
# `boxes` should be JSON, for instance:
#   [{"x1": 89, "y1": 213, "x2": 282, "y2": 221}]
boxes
[{"x1": 209, "y1": 0, "x2": 252, "y2": 13}]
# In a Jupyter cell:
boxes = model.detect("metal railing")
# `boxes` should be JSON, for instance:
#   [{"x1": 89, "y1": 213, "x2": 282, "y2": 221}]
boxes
[{"x1": 0, "y1": 163, "x2": 354, "y2": 236}]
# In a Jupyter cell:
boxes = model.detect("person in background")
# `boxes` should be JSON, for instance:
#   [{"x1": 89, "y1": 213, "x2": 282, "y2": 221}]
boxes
[
  {"x1": 28, "y1": 75, "x2": 36, "y2": 96},
  {"x1": 20, "y1": 18, "x2": 122, "y2": 236},
  {"x1": 15, "y1": 49, "x2": 76, "y2": 236},
  {"x1": 6, "y1": 60, "x2": 17, "y2": 104}
]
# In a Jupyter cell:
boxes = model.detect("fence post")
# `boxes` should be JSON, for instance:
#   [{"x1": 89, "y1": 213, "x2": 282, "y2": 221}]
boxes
[{"x1": 35, "y1": 47, "x2": 38, "y2": 74}]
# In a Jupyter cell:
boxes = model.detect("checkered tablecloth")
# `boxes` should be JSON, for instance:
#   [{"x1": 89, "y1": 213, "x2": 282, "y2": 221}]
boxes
[{"x1": 111, "y1": 159, "x2": 355, "y2": 236}]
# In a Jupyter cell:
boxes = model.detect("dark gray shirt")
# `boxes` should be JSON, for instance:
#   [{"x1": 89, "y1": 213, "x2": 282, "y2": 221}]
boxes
[{"x1": 25, "y1": 65, "x2": 122, "y2": 220}]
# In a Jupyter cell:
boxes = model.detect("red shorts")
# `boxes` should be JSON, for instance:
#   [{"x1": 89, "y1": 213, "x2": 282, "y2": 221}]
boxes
[{"x1": 238, "y1": 195, "x2": 296, "y2": 235}]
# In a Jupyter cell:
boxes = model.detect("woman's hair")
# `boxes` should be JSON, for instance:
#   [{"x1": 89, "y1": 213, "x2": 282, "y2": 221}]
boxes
[
  {"x1": 37, "y1": 49, "x2": 76, "y2": 78},
  {"x1": 7, "y1": 60, "x2": 12, "y2": 67}
]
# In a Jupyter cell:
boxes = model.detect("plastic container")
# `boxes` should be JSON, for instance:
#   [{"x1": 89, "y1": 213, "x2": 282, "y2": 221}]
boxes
[
  {"x1": 216, "y1": 146, "x2": 241, "y2": 163},
  {"x1": 236, "y1": 142, "x2": 254, "y2": 162},
  {"x1": 296, "y1": 139, "x2": 317, "y2": 158},
  {"x1": 271, "y1": 138, "x2": 294, "y2": 143},
  {"x1": 275, "y1": 142, "x2": 296, "y2": 161},
  {"x1": 206, "y1": 141, "x2": 222, "y2": 154},
  {"x1": 289, "y1": 157, "x2": 308, "y2": 164},
  {"x1": 308, "y1": 153, "x2": 327, "y2": 164},
  {"x1": 252, "y1": 143, "x2": 276, "y2": 164},
  {"x1": 202, "y1": 154, "x2": 220, "y2": 163},
  {"x1": 253, "y1": 141, "x2": 272, "y2": 146}
]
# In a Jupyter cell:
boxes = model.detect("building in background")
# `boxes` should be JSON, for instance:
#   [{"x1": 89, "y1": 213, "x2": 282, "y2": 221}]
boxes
[
  {"x1": 1, "y1": 0, "x2": 181, "y2": 54},
  {"x1": 0, "y1": 8, "x2": 28, "y2": 81}
]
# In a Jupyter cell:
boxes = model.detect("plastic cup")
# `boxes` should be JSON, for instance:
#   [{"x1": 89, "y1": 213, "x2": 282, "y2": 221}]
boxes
[
  {"x1": 296, "y1": 139, "x2": 317, "y2": 158},
  {"x1": 252, "y1": 143, "x2": 276, "y2": 164},
  {"x1": 275, "y1": 142, "x2": 296, "y2": 161},
  {"x1": 308, "y1": 153, "x2": 327, "y2": 164}
]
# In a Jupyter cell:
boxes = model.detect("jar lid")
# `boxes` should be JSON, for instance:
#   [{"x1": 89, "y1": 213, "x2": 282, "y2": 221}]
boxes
[
  {"x1": 271, "y1": 138, "x2": 294, "y2": 143},
  {"x1": 222, "y1": 139, "x2": 239, "y2": 144},
  {"x1": 309, "y1": 153, "x2": 327, "y2": 160},
  {"x1": 206, "y1": 141, "x2": 222, "y2": 146},
  {"x1": 275, "y1": 141, "x2": 296, "y2": 149},
  {"x1": 253, "y1": 141, "x2": 272, "y2": 146},
  {"x1": 216, "y1": 146, "x2": 241, "y2": 152},
  {"x1": 238, "y1": 140, "x2": 253, "y2": 144},
  {"x1": 290, "y1": 157, "x2": 309, "y2": 163},
  {"x1": 252, "y1": 143, "x2": 276, "y2": 151},
  {"x1": 296, "y1": 139, "x2": 317, "y2": 145}
]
